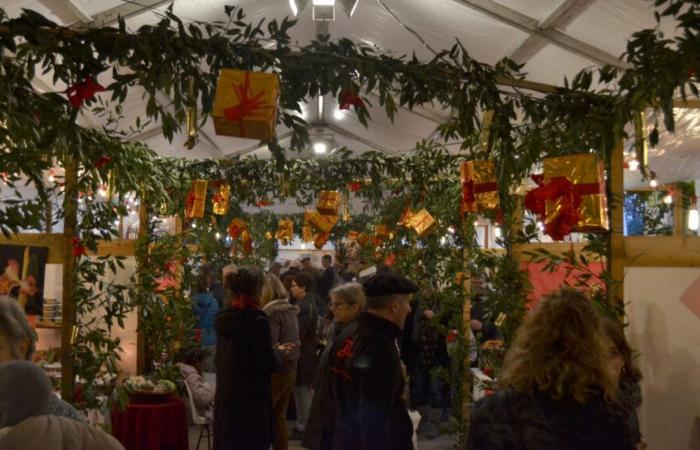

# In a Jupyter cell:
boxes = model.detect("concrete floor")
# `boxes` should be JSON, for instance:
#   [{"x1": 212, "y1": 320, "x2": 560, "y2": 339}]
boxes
[{"x1": 188, "y1": 425, "x2": 457, "y2": 450}]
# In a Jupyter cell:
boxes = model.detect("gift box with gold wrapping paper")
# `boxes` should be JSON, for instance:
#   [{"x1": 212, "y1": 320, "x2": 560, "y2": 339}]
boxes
[
  {"x1": 397, "y1": 207, "x2": 415, "y2": 228},
  {"x1": 212, "y1": 69, "x2": 279, "y2": 141},
  {"x1": 316, "y1": 190, "x2": 340, "y2": 216},
  {"x1": 211, "y1": 183, "x2": 230, "y2": 216},
  {"x1": 461, "y1": 161, "x2": 499, "y2": 213},
  {"x1": 307, "y1": 211, "x2": 338, "y2": 234},
  {"x1": 407, "y1": 208, "x2": 437, "y2": 237},
  {"x1": 314, "y1": 232, "x2": 330, "y2": 250},
  {"x1": 185, "y1": 180, "x2": 208, "y2": 219},
  {"x1": 275, "y1": 218, "x2": 294, "y2": 245},
  {"x1": 227, "y1": 218, "x2": 247, "y2": 239}
]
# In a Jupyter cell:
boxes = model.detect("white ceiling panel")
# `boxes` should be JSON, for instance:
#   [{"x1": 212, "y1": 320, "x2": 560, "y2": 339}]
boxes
[
  {"x1": 520, "y1": 43, "x2": 597, "y2": 87},
  {"x1": 492, "y1": 0, "x2": 563, "y2": 23}
]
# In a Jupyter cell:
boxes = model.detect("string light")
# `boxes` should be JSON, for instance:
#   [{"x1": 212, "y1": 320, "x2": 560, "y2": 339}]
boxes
[
  {"x1": 662, "y1": 194, "x2": 673, "y2": 205},
  {"x1": 689, "y1": 196, "x2": 699, "y2": 232},
  {"x1": 215, "y1": 232, "x2": 221, "y2": 240},
  {"x1": 627, "y1": 159, "x2": 640, "y2": 172},
  {"x1": 649, "y1": 171, "x2": 658, "y2": 188}
]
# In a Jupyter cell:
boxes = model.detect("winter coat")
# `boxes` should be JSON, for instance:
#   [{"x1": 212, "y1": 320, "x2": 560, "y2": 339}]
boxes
[
  {"x1": 213, "y1": 308, "x2": 274, "y2": 450},
  {"x1": 262, "y1": 298, "x2": 301, "y2": 374},
  {"x1": 179, "y1": 363, "x2": 215, "y2": 422},
  {"x1": 296, "y1": 293, "x2": 319, "y2": 386},
  {"x1": 331, "y1": 312, "x2": 413, "y2": 450},
  {"x1": 193, "y1": 291, "x2": 220, "y2": 346},
  {"x1": 466, "y1": 389, "x2": 635, "y2": 450},
  {"x1": 303, "y1": 321, "x2": 358, "y2": 450},
  {"x1": 315, "y1": 267, "x2": 337, "y2": 316},
  {"x1": 618, "y1": 377, "x2": 642, "y2": 444},
  {"x1": 0, "y1": 415, "x2": 124, "y2": 450}
]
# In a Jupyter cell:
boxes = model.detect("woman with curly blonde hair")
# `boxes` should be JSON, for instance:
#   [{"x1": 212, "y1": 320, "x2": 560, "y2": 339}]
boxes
[{"x1": 466, "y1": 288, "x2": 634, "y2": 450}]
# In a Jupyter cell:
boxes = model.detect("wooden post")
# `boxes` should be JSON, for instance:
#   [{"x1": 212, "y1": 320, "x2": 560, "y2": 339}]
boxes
[
  {"x1": 60, "y1": 157, "x2": 78, "y2": 401},
  {"x1": 673, "y1": 186, "x2": 683, "y2": 236},
  {"x1": 45, "y1": 198, "x2": 53, "y2": 233},
  {"x1": 460, "y1": 219, "x2": 473, "y2": 450},
  {"x1": 608, "y1": 139, "x2": 625, "y2": 304},
  {"x1": 136, "y1": 194, "x2": 149, "y2": 375}
]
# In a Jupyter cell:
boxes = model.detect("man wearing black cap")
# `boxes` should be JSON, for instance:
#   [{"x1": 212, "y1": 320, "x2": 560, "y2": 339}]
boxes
[{"x1": 330, "y1": 272, "x2": 419, "y2": 450}]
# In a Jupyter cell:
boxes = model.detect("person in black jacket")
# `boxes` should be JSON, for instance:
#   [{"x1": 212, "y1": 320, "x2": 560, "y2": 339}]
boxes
[
  {"x1": 213, "y1": 266, "x2": 295, "y2": 450},
  {"x1": 315, "y1": 254, "x2": 337, "y2": 317},
  {"x1": 466, "y1": 288, "x2": 635, "y2": 450},
  {"x1": 330, "y1": 272, "x2": 419, "y2": 450}
]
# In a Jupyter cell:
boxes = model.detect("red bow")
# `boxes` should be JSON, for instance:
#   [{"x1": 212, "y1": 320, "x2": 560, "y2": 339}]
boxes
[
  {"x1": 185, "y1": 190, "x2": 197, "y2": 210},
  {"x1": 228, "y1": 224, "x2": 243, "y2": 239},
  {"x1": 524, "y1": 176, "x2": 600, "y2": 241},
  {"x1": 348, "y1": 181, "x2": 362, "y2": 192},
  {"x1": 93, "y1": 156, "x2": 112, "y2": 169},
  {"x1": 223, "y1": 72, "x2": 273, "y2": 137},
  {"x1": 71, "y1": 237, "x2": 87, "y2": 257},
  {"x1": 462, "y1": 179, "x2": 498, "y2": 204},
  {"x1": 66, "y1": 77, "x2": 105, "y2": 108},
  {"x1": 339, "y1": 91, "x2": 364, "y2": 110}
]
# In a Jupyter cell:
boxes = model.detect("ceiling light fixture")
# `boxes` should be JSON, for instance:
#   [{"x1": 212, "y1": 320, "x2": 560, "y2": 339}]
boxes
[
  {"x1": 313, "y1": 142, "x2": 328, "y2": 154},
  {"x1": 627, "y1": 159, "x2": 639, "y2": 172},
  {"x1": 333, "y1": 109, "x2": 344, "y2": 120}
]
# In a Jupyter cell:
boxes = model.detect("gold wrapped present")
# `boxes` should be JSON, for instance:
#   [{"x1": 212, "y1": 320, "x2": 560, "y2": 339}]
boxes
[
  {"x1": 212, "y1": 69, "x2": 279, "y2": 141},
  {"x1": 314, "y1": 232, "x2": 330, "y2": 249},
  {"x1": 308, "y1": 211, "x2": 338, "y2": 234},
  {"x1": 408, "y1": 208, "x2": 437, "y2": 237},
  {"x1": 397, "y1": 207, "x2": 415, "y2": 228},
  {"x1": 275, "y1": 218, "x2": 294, "y2": 245},
  {"x1": 212, "y1": 183, "x2": 230, "y2": 215},
  {"x1": 317, "y1": 190, "x2": 340, "y2": 216},
  {"x1": 185, "y1": 180, "x2": 208, "y2": 218},
  {"x1": 302, "y1": 225, "x2": 314, "y2": 243},
  {"x1": 357, "y1": 233, "x2": 371, "y2": 247},
  {"x1": 543, "y1": 153, "x2": 609, "y2": 233},
  {"x1": 375, "y1": 225, "x2": 392, "y2": 240},
  {"x1": 227, "y1": 218, "x2": 247, "y2": 239},
  {"x1": 461, "y1": 161, "x2": 499, "y2": 213},
  {"x1": 241, "y1": 230, "x2": 252, "y2": 255}
]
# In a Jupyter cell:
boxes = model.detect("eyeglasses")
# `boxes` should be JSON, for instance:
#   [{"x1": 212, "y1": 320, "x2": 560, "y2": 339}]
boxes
[{"x1": 329, "y1": 302, "x2": 350, "y2": 309}]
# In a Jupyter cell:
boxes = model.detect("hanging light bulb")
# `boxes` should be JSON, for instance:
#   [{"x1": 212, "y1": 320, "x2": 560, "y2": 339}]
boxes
[
  {"x1": 662, "y1": 194, "x2": 673, "y2": 205},
  {"x1": 440, "y1": 236, "x2": 447, "y2": 246},
  {"x1": 688, "y1": 208, "x2": 699, "y2": 231},
  {"x1": 215, "y1": 232, "x2": 221, "y2": 240},
  {"x1": 191, "y1": 222, "x2": 197, "y2": 229},
  {"x1": 627, "y1": 159, "x2": 640, "y2": 172},
  {"x1": 648, "y1": 171, "x2": 658, "y2": 188}
]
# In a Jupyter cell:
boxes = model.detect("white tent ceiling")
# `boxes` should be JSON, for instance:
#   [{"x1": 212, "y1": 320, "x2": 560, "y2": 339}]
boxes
[{"x1": 2, "y1": 0, "x2": 699, "y2": 189}]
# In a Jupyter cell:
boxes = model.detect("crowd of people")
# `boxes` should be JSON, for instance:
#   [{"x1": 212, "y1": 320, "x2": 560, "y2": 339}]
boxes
[{"x1": 0, "y1": 253, "x2": 646, "y2": 450}]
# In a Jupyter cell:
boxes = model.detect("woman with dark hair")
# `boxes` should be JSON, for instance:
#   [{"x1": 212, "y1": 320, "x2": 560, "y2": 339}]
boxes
[
  {"x1": 466, "y1": 288, "x2": 635, "y2": 450},
  {"x1": 213, "y1": 266, "x2": 294, "y2": 450},
  {"x1": 600, "y1": 317, "x2": 645, "y2": 449}
]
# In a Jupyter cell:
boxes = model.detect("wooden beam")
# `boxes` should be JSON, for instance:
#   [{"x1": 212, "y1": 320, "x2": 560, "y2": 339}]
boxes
[
  {"x1": 60, "y1": 156, "x2": 78, "y2": 402},
  {"x1": 96, "y1": 239, "x2": 137, "y2": 257},
  {"x1": 91, "y1": 0, "x2": 172, "y2": 27},
  {"x1": 0, "y1": 233, "x2": 66, "y2": 264},
  {"x1": 624, "y1": 236, "x2": 700, "y2": 266},
  {"x1": 609, "y1": 139, "x2": 625, "y2": 303},
  {"x1": 451, "y1": 0, "x2": 628, "y2": 68},
  {"x1": 673, "y1": 98, "x2": 700, "y2": 109},
  {"x1": 510, "y1": 0, "x2": 597, "y2": 64}
]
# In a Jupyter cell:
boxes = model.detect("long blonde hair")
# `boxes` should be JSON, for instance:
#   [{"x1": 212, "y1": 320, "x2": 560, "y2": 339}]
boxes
[
  {"x1": 261, "y1": 274, "x2": 288, "y2": 306},
  {"x1": 498, "y1": 288, "x2": 614, "y2": 403}
]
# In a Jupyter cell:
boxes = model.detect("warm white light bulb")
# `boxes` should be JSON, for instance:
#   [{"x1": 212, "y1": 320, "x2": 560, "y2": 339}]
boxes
[
  {"x1": 662, "y1": 194, "x2": 673, "y2": 205},
  {"x1": 628, "y1": 159, "x2": 639, "y2": 171},
  {"x1": 313, "y1": 142, "x2": 327, "y2": 154},
  {"x1": 215, "y1": 232, "x2": 221, "y2": 240},
  {"x1": 494, "y1": 227, "x2": 502, "y2": 238},
  {"x1": 649, "y1": 179, "x2": 658, "y2": 188},
  {"x1": 192, "y1": 222, "x2": 197, "y2": 229},
  {"x1": 440, "y1": 236, "x2": 447, "y2": 245},
  {"x1": 447, "y1": 226, "x2": 456, "y2": 235},
  {"x1": 300, "y1": 243, "x2": 307, "y2": 249},
  {"x1": 537, "y1": 221, "x2": 544, "y2": 230},
  {"x1": 48, "y1": 175, "x2": 55, "y2": 183},
  {"x1": 473, "y1": 221, "x2": 479, "y2": 227},
  {"x1": 688, "y1": 209, "x2": 699, "y2": 231},
  {"x1": 333, "y1": 109, "x2": 345, "y2": 120}
]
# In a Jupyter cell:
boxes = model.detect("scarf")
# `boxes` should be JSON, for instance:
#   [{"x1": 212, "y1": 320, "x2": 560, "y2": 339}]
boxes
[{"x1": 230, "y1": 292, "x2": 260, "y2": 310}]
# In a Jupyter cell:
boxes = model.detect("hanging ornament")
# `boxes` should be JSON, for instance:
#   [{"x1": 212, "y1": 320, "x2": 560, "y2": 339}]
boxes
[
  {"x1": 397, "y1": 206, "x2": 415, "y2": 228},
  {"x1": 227, "y1": 218, "x2": 248, "y2": 240},
  {"x1": 314, "y1": 232, "x2": 331, "y2": 249},
  {"x1": 633, "y1": 111, "x2": 649, "y2": 175},
  {"x1": 185, "y1": 75, "x2": 199, "y2": 150},
  {"x1": 65, "y1": 76, "x2": 105, "y2": 108},
  {"x1": 211, "y1": 183, "x2": 231, "y2": 216},
  {"x1": 93, "y1": 155, "x2": 112, "y2": 169},
  {"x1": 461, "y1": 161, "x2": 499, "y2": 213},
  {"x1": 339, "y1": 91, "x2": 365, "y2": 110},
  {"x1": 70, "y1": 237, "x2": 87, "y2": 257},
  {"x1": 341, "y1": 190, "x2": 351, "y2": 222},
  {"x1": 317, "y1": 190, "x2": 340, "y2": 216},
  {"x1": 479, "y1": 110, "x2": 494, "y2": 152},
  {"x1": 275, "y1": 218, "x2": 294, "y2": 245},
  {"x1": 212, "y1": 69, "x2": 280, "y2": 141},
  {"x1": 241, "y1": 230, "x2": 253, "y2": 255},
  {"x1": 374, "y1": 224, "x2": 393, "y2": 241},
  {"x1": 407, "y1": 208, "x2": 437, "y2": 237},
  {"x1": 308, "y1": 210, "x2": 338, "y2": 233},
  {"x1": 185, "y1": 180, "x2": 208, "y2": 219},
  {"x1": 348, "y1": 181, "x2": 362, "y2": 192}
]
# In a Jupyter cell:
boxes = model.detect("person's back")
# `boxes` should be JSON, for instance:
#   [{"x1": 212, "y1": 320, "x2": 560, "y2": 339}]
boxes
[
  {"x1": 193, "y1": 291, "x2": 219, "y2": 346},
  {"x1": 467, "y1": 389, "x2": 632, "y2": 450},
  {"x1": 1, "y1": 415, "x2": 124, "y2": 450}
]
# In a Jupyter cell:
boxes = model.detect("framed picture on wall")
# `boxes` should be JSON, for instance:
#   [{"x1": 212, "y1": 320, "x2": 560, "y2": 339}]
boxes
[{"x1": 0, "y1": 244, "x2": 49, "y2": 316}]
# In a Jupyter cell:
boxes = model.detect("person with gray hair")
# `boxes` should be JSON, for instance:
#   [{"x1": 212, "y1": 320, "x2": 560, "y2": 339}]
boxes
[
  {"x1": 0, "y1": 296, "x2": 84, "y2": 422},
  {"x1": 0, "y1": 360, "x2": 124, "y2": 450}
]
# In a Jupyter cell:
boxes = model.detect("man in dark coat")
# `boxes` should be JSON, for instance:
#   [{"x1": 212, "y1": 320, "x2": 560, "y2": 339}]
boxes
[
  {"x1": 315, "y1": 254, "x2": 337, "y2": 317},
  {"x1": 330, "y1": 272, "x2": 419, "y2": 450}
]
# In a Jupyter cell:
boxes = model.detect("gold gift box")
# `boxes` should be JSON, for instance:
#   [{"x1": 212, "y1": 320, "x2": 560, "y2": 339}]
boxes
[
  {"x1": 460, "y1": 161, "x2": 499, "y2": 213},
  {"x1": 275, "y1": 218, "x2": 294, "y2": 245},
  {"x1": 308, "y1": 211, "x2": 338, "y2": 234},
  {"x1": 543, "y1": 154, "x2": 609, "y2": 232},
  {"x1": 317, "y1": 190, "x2": 340, "y2": 216},
  {"x1": 227, "y1": 218, "x2": 247, "y2": 239},
  {"x1": 185, "y1": 180, "x2": 208, "y2": 219},
  {"x1": 212, "y1": 183, "x2": 230, "y2": 216},
  {"x1": 397, "y1": 207, "x2": 414, "y2": 228},
  {"x1": 374, "y1": 224, "x2": 393, "y2": 240},
  {"x1": 212, "y1": 69, "x2": 279, "y2": 141},
  {"x1": 314, "y1": 232, "x2": 330, "y2": 250},
  {"x1": 408, "y1": 208, "x2": 437, "y2": 237}
]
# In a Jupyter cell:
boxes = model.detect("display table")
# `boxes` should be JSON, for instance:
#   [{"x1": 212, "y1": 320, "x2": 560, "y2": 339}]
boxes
[{"x1": 111, "y1": 394, "x2": 188, "y2": 450}]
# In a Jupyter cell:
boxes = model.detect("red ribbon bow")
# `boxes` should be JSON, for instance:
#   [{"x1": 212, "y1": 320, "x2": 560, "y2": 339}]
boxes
[
  {"x1": 524, "y1": 175, "x2": 600, "y2": 241},
  {"x1": 462, "y1": 179, "x2": 498, "y2": 204},
  {"x1": 66, "y1": 77, "x2": 105, "y2": 108},
  {"x1": 339, "y1": 91, "x2": 364, "y2": 110},
  {"x1": 185, "y1": 190, "x2": 197, "y2": 210},
  {"x1": 223, "y1": 72, "x2": 273, "y2": 137},
  {"x1": 71, "y1": 237, "x2": 87, "y2": 257},
  {"x1": 348, "y1": 181, "x2": 362, "y2": 192},
  {"x1": 93, "y1": 156, "x2": 112, "y2": 169}
]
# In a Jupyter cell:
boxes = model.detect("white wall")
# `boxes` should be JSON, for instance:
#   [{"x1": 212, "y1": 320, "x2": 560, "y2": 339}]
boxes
[{"x1": 626, "y1": 268, "x2": 700, "y2": 450}]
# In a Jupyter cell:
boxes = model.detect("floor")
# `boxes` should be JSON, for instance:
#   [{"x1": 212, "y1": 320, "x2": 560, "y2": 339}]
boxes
[{"x1": 187, "y1": 425, "x2": 457, "y2": 449}]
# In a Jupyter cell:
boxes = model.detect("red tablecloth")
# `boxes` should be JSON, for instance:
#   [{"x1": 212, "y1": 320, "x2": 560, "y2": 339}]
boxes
[{"x1": 112, "y1": 394, "x2": 188, "y2": 450}]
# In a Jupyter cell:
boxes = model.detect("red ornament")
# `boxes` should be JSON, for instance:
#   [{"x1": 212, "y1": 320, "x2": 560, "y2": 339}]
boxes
[
  {"x1": 348, "y1": 181, "x2": 362, "y2": 192},
  {"x1": 65, "y1": 76, "x2": 105, "y2": 108},
  {"x1": 339, "y1": 91, "x2": 365, "y2": 110},
  {"x1": 93, "y1": 156, "x2": 112, "y2": 169},
  {"x1": 71, "y1": 237, "x2": 87, "y2": 257}
]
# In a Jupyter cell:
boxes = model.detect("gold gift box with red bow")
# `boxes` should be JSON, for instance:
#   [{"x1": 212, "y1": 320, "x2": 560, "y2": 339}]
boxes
[
  {"x1": 316, "y1": 190, "x2": 340, "y2": 216},
  {"x1": 212, "y1": 69, "x2": 279, "y2": 141},
  {"x1": 212, "y1": 183, "x2": 230, "y2": 216},
  {"x1": 185, "y1": 180, "x2": 208, "y2": 219},
  {"x1": 275, "y1": 218, "x2": 294, "y2": 245},
  {"x1": 461, "y1": 161, "x2": 499, "y2": 213},
  {"x1": 308, "y1": 211, "x2": 338, "y2": 234}
]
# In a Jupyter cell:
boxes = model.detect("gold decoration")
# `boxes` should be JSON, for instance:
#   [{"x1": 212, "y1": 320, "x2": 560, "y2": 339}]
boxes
[
  {"x1": 397, "y1": 207, "x2": 415, "y2": 228},
  {"x1": 543, "y1": 154, "x2": 609, "y2": 232},
  {"x1": 374, "y1": 224, "x2": 392, "y2": 240},
  {"x1": 303, "y1": 225, "x2": 314, "y2": 243},
  {"x1": 461, "y1": 161, "x2": 499, "y2": 213},
  {"x1": 185, "y1": 75, "x2": 198, "y2": 149},
  {"x1": 494, "y1": 312, "x2": 507, "y2": 328},
  {"x1": 308, "y1": 211, "x2": 338, "y2": 234},
  {"x1": 265, "y1": 231, "x2": 274, "y2": 240},
  {"x1": 227, "y1": 218, "x2": 247, "y2": 239},
  {"x1": 212, "y1": 183, "x2": 230, "y2": 215},
  {"x1": 275, "y1": 218, "x2": 294, "y2": 245},
  {"x1": 314, "y1": 232, "x2": 330, "y2": 249},
  {"x1": 341, "y1": 190, "x2": 351, "y2": 222},
  {"x1": 407, "y1": 208, "x2": 437, "y2": 237},
  {"x1": 185, "y1": 180, "x2": 208, "y2": 219},
  {"x1": 479, "y1": 110, "x2": 494, "y2": 152},
  {"x1": 317, "y1": 190, "x2": 340, "y2": 216},
  {"x1": 212, "y1": 69, "x2": 280, "y2": 141}
]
